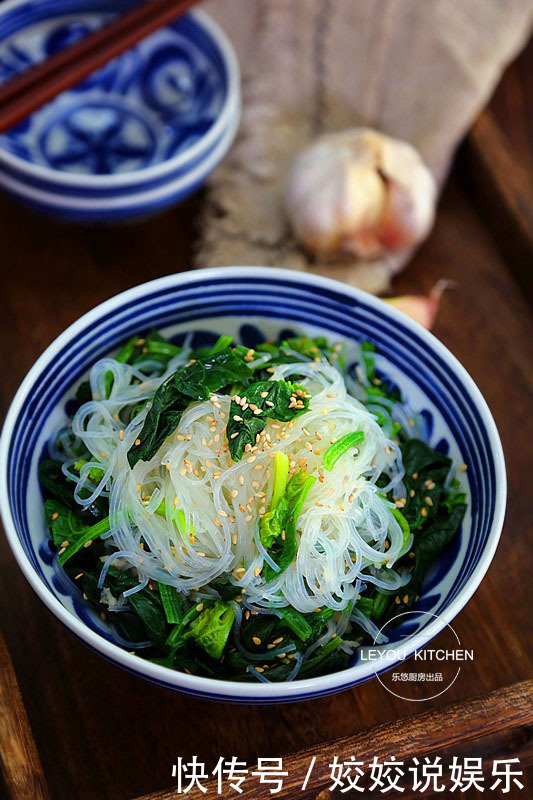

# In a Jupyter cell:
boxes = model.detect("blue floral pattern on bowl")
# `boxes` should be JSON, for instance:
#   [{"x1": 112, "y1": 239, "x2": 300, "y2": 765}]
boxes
[
  {"x1": 0, "y1": 1, "x2": 240, "y2": 220},
  {"x1": 0, "y1": 11, "x2": 225, "y2": 174}
]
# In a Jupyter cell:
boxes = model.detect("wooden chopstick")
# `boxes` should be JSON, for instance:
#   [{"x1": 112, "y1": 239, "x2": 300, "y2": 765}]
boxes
[
  {"x1": 0, "y1": 0, "x2": 200, "y2": 135},
  {"x1": 133, "y1": 680, "x2": 533, "y2": 800},
  {"x1": 0, "y1": 631, "x2": 50, "y2": 800}
]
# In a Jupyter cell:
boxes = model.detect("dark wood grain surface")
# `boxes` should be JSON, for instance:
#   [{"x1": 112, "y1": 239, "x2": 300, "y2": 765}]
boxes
[
  {"x1": 142, "y1": 680, "x2": 533, "y2": 800},
  {"x1": 0, "y1": 39, "x2": 532, "y2": 800}
]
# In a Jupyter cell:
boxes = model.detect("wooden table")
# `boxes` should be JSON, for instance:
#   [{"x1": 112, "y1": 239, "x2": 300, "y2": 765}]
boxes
[{"x1": 0, "y1": 40, "x2": 532, "y2": 800}]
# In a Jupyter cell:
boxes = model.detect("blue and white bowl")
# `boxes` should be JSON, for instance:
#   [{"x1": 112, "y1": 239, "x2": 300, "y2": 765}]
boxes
[
  {"x1": 0, "y1": 0, "x2": 240, "y2": 221},
  {"x1": 0, "y1": 268, "x2": 506, "y2": 703}
]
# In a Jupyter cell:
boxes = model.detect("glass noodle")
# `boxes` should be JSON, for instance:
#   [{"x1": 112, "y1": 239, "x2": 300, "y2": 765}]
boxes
[{"x1": 63, "y1": 353, "x2": 409, "y2": 615}]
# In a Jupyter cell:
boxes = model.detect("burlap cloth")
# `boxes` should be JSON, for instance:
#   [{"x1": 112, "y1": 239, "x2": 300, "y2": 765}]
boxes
[{"x1": 196, "y1": 0, "x2": 533, "y2": 293}]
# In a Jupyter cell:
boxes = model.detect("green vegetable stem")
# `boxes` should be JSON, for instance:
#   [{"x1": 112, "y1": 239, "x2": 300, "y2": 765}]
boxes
[{"x1": 323, "y1": 431, "x2": 365, "y2": 471}]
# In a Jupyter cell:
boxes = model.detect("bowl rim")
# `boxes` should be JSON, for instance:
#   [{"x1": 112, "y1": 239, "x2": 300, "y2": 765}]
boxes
[
  {"x1": 0, "y1": 6, "x2": 240, "y2": 188},
  {"x1": 0, "y1": 267, "x2": 507, "y2": 700},
  {"x1": 0, "y1": 92, "x2": 240, "y2": 210}
]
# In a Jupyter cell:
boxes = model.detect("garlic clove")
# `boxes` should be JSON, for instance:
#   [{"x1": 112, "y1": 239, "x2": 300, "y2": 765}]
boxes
[
  {"x1": 377, "y1": 138, "x2": 437, "y2": 251},
  {"x1": 284, "y1": 146, "x2": 342, "y2": 252},
  {"x1": 338, "y1": 162, "x2": 386, "y2": 256},
  {"x1": 385, "y1": 280, "x2": 452, "y2": 329}
]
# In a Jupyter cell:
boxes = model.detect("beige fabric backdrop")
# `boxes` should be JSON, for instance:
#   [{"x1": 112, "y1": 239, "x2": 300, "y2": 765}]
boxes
[{"x1": 196, "y1": 0, "x2": 533, "y2": 293}]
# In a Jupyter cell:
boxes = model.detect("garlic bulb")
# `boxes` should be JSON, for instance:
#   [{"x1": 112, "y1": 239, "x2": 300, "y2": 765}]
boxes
[{"x1": 285, "y1": 128, "x2": 436, "y2": 258}]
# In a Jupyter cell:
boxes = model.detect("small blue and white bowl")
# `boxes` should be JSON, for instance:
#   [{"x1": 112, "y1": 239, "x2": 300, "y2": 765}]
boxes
[
  {"x1": 0, "y1": 268, "x2": 506, "y2": 703},
  {"x1": 0, "y1": 0, "x2": 240, "y2": 221}
]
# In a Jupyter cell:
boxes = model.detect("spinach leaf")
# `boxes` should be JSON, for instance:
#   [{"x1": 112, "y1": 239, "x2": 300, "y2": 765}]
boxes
[
  {"x1": 395, "y1": 503, "x2": 466, "y2": 613},
  {"x1": 211, "y1": 579, "x2": 245, "y2": 602},
  {"x1": 170, "y1": 645, "x2": 218, "y2": 676},
  {"x1": 229, "y1": 640, "x2": 349, "y2": 682},
  {"x1": 128, "y1": 589, "x2": 168, "y2": 643},
  {"x1": 227, "y1": 380, "x2": 311, "y2": 461},
  {"x1": 127, "y1": 375, "x2": 184, "y2": 467},
  {"x1": 401, "y1": 439, "x2": 451, "y2": 478},
  {"x1": 303, "y1": 645, "x2": 351, "y2": 678},
  {"x1": 104, "y1": 566, "x2": 142, "y2": 595},
  {"x1": 443, "y1": 491, "x2": 467, "y2": 513},
  {"x1": 306, "y1": 607, "x2": 335, "y2": 641},
  {"x1": 97, "y1": 567, "x2": 169, "y2": 644},
  {"x1": 255, "y1": 336, "x2": 343, "y2": 370},
  {"x1": 174, "y1": 348, "x2": 251, "y2": 401},
  {"x1": 183, "y1": 600, "x2": 235, "y2": 659},
  {"x1": 114, "y1": 611, "x2": 155, "y2": 645},
  {"x1": 400, "y1": 440, "x2": 453, "y2": 528},
  {"x1": 239, "y1": 614, "x2": 281, "y2": 652},
  {"x1": 166, "y1": 603, "x2": 205, "y2": 649},
  {"x1": 299, "y1": 636, "x2": 349, "y2": 676},
  {"x1": 128, "y1": 348, "x2": 251, "y2": 467},
  {"x1": 39, "y1": 459, "x2": 81, "y2": 509},
  {"x1": 227, "y1": 414, "x2": 266, "y2": 463},
  {"x1": 65, "y1": 563, "x2": 126, "y2": 606},
  {"x1": 219, "y1": 650, "x2": 256, "y2": 679},
  {"x1": 44, "y1": 499, "x2": 88, "y2": 549},
  {"x1": 69, "y1": 568, "x2": 102, "y2": 605}
]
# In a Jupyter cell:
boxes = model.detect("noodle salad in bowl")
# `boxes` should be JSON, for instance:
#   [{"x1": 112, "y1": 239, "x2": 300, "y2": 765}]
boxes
[
  {"x1": 0, "y1": 268, "x2": 504, "y2": 701},
  {"x1": 39, "y1": 331, "x2": 466, "y2": 683}
]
